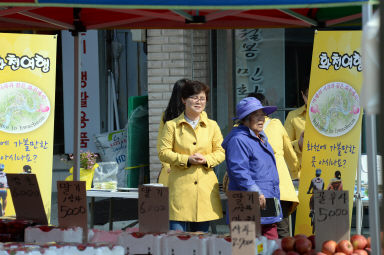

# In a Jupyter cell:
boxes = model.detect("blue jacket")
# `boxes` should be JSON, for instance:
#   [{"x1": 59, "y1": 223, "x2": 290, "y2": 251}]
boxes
[{"x1": 222, "y1": 125, "x2": 282, "y2": 225}]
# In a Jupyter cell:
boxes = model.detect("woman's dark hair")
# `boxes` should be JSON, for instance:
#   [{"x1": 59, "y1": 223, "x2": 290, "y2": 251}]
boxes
[
  {"x1": 163, "y1": 79, "x2": 188, "y2": 122},
  {"x1": 335, "y1": 170, "x2": 341, "y2": 180},
  {"x1": 181, "y1": 80, "x2": 210, "y2": 100},
  {"x1": 247, "y1": 92, "x2": 269, "y2": 106}
]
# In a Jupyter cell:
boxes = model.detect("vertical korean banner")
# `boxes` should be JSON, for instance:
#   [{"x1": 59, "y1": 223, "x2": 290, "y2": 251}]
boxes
[
  {"x1": 235, "y1": 29, "x2": 285, "y2": 121},
  {"x1": 295, "y1": 31, "x2": 362, "y2": 235},
  {"x1": 62, "y1": 30, "x2": 100, "y2": 153},
  {"x1": 0, "y1": 33, "x2": 57, "y2": 219}
]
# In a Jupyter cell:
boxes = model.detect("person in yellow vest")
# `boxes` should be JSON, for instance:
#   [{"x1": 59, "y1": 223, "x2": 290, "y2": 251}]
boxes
[
  {"x1": 283, "y1": 86, "x2": 308, "y2": 234},
  {"x1": 284, "y1": 87, "x2": 308, "y2": 181},
  {"x1": 157, "y1": 79, "x2": 188, "y2": 186},
  {"x1": 158, "y1": 80, "x2": 225, "y2": 232},
  {"x1": 250, "y1": 93, "x2": 299, "y2": 238}
]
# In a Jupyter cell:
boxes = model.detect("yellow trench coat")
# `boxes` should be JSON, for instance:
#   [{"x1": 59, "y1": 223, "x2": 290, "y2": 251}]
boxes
[
  {"x1": 284, "y1": 105, "x2": 306, "y2": 180},
  {"x1": 158, "y1": 112, "x2": 225, "y2": 222},
  {"x1": 263, "y1": 117, "x2": 299, "y2": 213},
  {"x1": 157, "y1": 112, "x2": 208, "y2": 186}
]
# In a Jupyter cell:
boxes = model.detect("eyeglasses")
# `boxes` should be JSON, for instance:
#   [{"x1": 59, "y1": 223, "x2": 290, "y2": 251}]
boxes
[{"x1": 188, "y1": 96, "x2": 207, "y2": 102}]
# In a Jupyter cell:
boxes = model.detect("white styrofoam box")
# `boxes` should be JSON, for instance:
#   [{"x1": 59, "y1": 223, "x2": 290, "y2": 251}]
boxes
[
  {"x1": 24, "y1": 226, "x2": 83, "y2": 244},
  {"x1": 88, "y1": 229, "x2": 122, "y2": 244},
  {"x1": 208, "y1": 235, "x2": 231, "y2": 255},
  {"x1": 117, "y1": 232, "x2": 163, "y2": 255},
  {"x1": 161, "y1": 234, "x2": 208, "y2": 255}
]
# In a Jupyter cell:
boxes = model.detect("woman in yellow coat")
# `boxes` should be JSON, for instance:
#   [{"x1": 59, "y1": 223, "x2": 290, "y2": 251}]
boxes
[
  {"x1": 251, "y1": 93, "x2": 299, "y2": 238},
  {"x1": 157, "y1": 79, "x2": 187, "y2": 186},
  {"x1": 158, "y1": 80, "x2": 225, "y2": 232}
]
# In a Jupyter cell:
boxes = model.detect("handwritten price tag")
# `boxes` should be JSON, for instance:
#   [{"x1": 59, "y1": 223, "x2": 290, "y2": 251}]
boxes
[
  {"x1": 227, "y1": 190, "x2": 261, "y2": 237},
  {"x1": 314, "y1": 190, "x2": 349, "y2": 251},
  {"x1": 231, "y1": 221, "x2": 256, "y2": 255},
  {"x1": 57, "y1": 181, "x2": 87, "y2": 230},
  {"x1": 6, "y1": 174, "x2": 47, "y2": 225},
  {"x1": 138, "y1": 185, "x2": 169, "y2": 233}
]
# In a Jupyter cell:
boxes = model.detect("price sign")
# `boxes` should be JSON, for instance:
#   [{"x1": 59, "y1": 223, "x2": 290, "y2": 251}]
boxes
[
  {"x1": 227, "y1": 190, "x2": 261, "y2": 237},
  {"x1": 138, "y1": 185, "x2": 169, "y2": 233},
  {"x1": 6, "y1": 174, "x2": 48, "y2": 225},
  {"x1": 57, "y1": 181, "x2": 88, "y2": 230},
  {"x1": 314, "y1": 190, "x2": 349, "y2": 251},
  {"x1": 231, "y1": 221, "x2": 256, "y2": 255}
]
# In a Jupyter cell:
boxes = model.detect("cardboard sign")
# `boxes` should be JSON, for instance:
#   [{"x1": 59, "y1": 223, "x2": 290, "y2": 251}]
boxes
[
  {"x1": 57, "y1": 181, "x2": 88, "y2": 230},
  {"x1": 138, "y1": 185, "x2": 169, "y2": 233},
  {"x1": 231, "y1": 221, "x2": 256, "y2": 255},
  {"x1": 6, "y1": 174, "x2": 48, "y2": 225},
  {"x1": 314, "y1": 190, "x2": 349, "y2": 251},
  {"x1": 227, "y1": 190, "x2": 261, "y2": 237}
]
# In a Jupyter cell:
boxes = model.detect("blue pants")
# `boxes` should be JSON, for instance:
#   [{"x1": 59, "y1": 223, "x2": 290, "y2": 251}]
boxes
[{"x1": 170, "y1": 220, "x2": 210, "y2": 232}]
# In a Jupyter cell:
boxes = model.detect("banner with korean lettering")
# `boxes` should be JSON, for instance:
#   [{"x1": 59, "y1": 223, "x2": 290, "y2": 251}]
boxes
[
  {"x1": 294, "y1": 31, "x2": 362, "y2": 236},
  {"x1": 0, "y1": 33, "x2": 56, "y2": 219}
]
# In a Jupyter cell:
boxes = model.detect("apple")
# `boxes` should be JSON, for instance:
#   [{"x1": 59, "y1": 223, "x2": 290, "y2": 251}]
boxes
[
  {"x1": 316, "y1": 253, "x2": 328, "y2": 255},
  {"x1": 272, "y1": 249, "x2": 287, "y2": 255},
  {"x1": 281, "y1": 236, "x2": 296, "y2": 251},
  {"x1": 295, "y1": 238, "x2": 312, "y2": 254},
  {"x1": 295, "y1": 234, "x2": 308, "y2": 240},
  {"x1": 366, "y1": 237, "x2": 371, "y2": 248},
  {"x1": 352, "y1": 249, "x2": 368, "y2": 255},
  {"x1": 302, "y1": 250, "x2": 317, "y2": 255},
  {"x1": 308, "y1": 235, "x2": 316, "y2": 249},
  {"x1": 336, "y1": 240, "x2": 354, "y2": 255},
  {"x1": 335, "y1": 253, "x2": 347, "y2": 255},
  {"x1": 286, "y1": 252, "x2": 300, "y2": 255},
  {"x1": 322, "y1": 240, "x2": 337, "y2": 255},
  {"x1": 351, "y1": 234, "x2": 368, "y2": 250}
]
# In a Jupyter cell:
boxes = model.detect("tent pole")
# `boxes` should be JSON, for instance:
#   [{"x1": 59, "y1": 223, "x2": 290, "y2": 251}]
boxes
[
  {"x1": 73, "y1": 33, "x2": 81, "y2": 181},
  {"x1": 356, "y1": 146, "x2": 362, "y2": 235},
  {"x1": 379, "y1": 0, "x2": 384, "y2": 250},
  {"x1": 362, "y1": 3, "x2": 381, "y2": 254},
  {"x1": 354, "y1": 2, "x2": 373, "y2": 236}
]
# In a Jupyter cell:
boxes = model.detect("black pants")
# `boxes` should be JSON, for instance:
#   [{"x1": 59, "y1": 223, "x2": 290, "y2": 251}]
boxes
[{"x1": 277, "y1": 201, "x2": 293, "y2": 238}]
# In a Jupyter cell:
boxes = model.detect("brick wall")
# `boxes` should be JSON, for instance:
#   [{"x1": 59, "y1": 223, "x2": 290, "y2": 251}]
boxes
[{"x1": 147, "y1": 29, "x2": 209, "y2": 183}]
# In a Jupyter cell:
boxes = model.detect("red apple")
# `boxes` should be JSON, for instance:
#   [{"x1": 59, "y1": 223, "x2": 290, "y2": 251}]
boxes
[
  {"x1": 336, "y1": 240, "x2": 354, "y2": 255},
  {"x1": 295, "y1": 238, "x2": 312, "y2": 254},
  {"x1": 308, "y1": 235, "x2": 316, "y2": 249},
  {"x1": 352, "y1": 249, "x2": 368, "y2": 255},
  {"x1": 316, "y1": 253, "x2": 328, "y2": 255},
  {"x1": 302, "y1": 250, "x2": 316, "y2": 255},
  {"x1": 281, "y1": 236, "x2": 296, "y2": 251},
  {"x1": 335, "y1": 253, "x2": 347, "y2": 255},
  {"x1": 272, "y1": 249, "x2": 287, "y2": 255},
  {"x1": 295, "y1": 234, "x2": 308, "y2": 240},
  {"x1": 286, "y1": 252, "x2": 300, "y2": 255},
  {"x1": 322, "y1": 240, "x2": 337, "y2": 255},
  {"x1": 351, "y1": 234, "x2": 368, "y2": 250},
  {"x1": 366, "y1": 237, "x2": 371, "y2": 248}
]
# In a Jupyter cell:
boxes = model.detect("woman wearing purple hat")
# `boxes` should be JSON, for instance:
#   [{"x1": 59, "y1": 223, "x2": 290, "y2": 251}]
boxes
[{"x1": 222, "y1": 97, "x2": 282, "y2": 239}]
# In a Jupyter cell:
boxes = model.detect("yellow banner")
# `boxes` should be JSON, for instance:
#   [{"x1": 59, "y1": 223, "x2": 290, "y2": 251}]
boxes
[
  {"x1": 0, "y1": 33, "x2": 57, "y2": 221},
  {"x1": 295, "y1": 31, "x2": 363, "y2": 235}
]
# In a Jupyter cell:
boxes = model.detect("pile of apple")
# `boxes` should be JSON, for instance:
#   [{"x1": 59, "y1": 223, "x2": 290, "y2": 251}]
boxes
[
  {"x1": 320, "y1": 234, "x2": 371, "y2": 255},
  {"x1": 272, "y1": 234, "x2": 315, "y2": 255},
  {"x1": 272, "y1": 234, "x2": 374, "y2": 255}
]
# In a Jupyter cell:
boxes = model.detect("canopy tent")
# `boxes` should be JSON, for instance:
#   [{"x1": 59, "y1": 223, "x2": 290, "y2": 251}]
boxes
[
  {"x1": 0, "y1": 0, "x2": 377, "y2": 30},
  {"x1": 0, "y1": 1, "x2": 381, "y2": 253}
]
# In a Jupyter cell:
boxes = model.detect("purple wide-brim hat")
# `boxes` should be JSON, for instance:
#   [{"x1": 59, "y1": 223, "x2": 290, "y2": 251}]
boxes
[{"x1": 233, "y1": 97, "x2": 277, "y2": 120}]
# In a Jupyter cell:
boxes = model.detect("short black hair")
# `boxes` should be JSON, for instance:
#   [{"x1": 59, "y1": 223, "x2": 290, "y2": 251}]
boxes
[
  {"x1": 23, "y1": 165, "x2": 32, "y2": 173},
  {"x1": 181, "y1": 80, "x2": 210, "y2": 100},
  {"x1": 247, "y1": 92, "x2": 269, "y2": 106}
]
